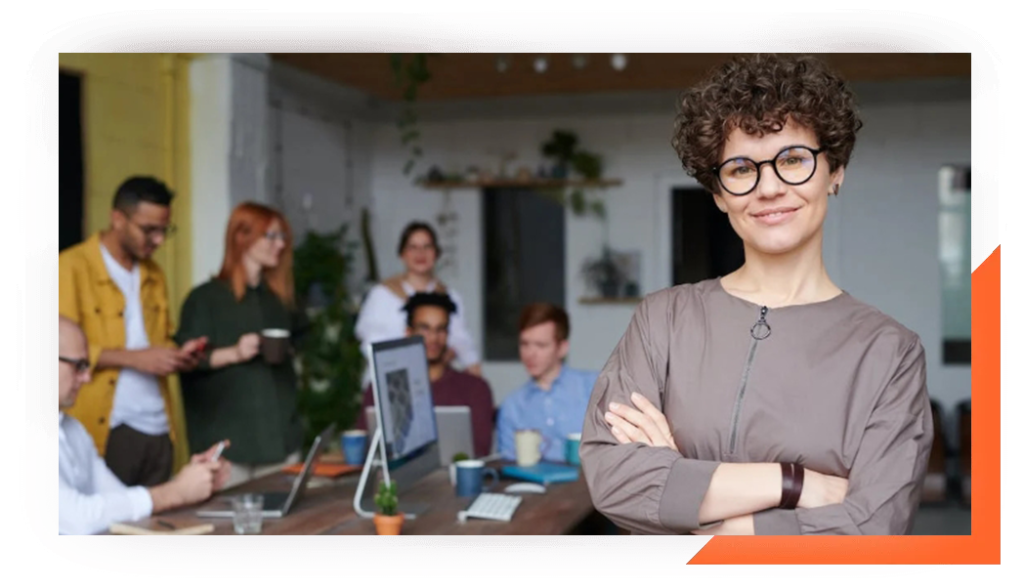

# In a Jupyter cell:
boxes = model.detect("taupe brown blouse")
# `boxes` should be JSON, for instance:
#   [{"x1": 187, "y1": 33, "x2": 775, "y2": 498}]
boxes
[{"x1": 579, "y1": 278, "x2": 933, "y2": 535}]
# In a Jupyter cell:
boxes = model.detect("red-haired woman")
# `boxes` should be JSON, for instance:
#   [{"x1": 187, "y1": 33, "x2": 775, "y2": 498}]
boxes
[{"x1": 175, "y1": 202, "x2": 305, "y2": 487}]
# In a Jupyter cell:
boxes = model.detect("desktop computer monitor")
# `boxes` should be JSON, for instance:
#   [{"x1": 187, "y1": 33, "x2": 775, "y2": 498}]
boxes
[{"x1": 364, "y1": 335, "x2": 442, "y2": 513}]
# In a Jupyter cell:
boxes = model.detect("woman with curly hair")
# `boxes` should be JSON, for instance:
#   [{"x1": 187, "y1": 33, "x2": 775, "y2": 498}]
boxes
[{"x1": 579, "y1": 54, "x2": 933, "y2": 535}]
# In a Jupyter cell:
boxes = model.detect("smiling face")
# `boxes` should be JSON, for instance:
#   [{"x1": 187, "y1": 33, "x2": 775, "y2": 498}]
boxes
[
  {"x1": 712, "y1": 119, "x2": 844, "y2": 257},
  {"x1": 400, "y1": 229, "x2": 438, "y2": 275},
  {"x1": 406, "y1": 305, "x2": 450, "y2": 364}
]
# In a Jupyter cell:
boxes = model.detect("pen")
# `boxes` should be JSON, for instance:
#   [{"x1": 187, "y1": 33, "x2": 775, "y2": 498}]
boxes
[{"x1": 157, "y1": 520, "x2": 176, "y2": 530}]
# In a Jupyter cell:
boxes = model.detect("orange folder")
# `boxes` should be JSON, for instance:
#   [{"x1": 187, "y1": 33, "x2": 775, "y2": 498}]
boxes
[{"x1": 282, "y1": 459, "x2": 362, "y2": 478}]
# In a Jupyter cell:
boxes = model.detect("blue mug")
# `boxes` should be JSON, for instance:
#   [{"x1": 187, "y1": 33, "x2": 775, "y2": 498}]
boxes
[
  {"x1": 455, "y1": 460, "x2": 499, "y2": 497},
  {"x1": 341, "y1": 430, "x2": 368, "y2": 465},
  {"x1": 564, "y1": 433, "x2": 582, "y2": 465}
]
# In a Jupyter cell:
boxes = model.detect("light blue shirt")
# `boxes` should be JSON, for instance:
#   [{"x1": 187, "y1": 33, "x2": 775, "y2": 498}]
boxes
[{"x1": 497, "y1": 366, "x2": 599, "y2": 462}]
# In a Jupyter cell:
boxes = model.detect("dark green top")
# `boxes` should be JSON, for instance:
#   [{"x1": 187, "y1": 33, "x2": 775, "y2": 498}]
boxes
[{"x1": 175, "y1": 279, "x2": 306, "y2": 465}]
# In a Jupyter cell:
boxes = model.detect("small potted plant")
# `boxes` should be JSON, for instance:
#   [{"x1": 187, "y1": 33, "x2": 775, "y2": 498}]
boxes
[
  {"x1": 373, "y1": 480, "x2": 403, "y2": 535},
  {"x1": 449, "y1": 452, "x2": 470, "y2": 486},
  {"x1": 582, "y1": 246, "x2": 625, "y2": 299}
]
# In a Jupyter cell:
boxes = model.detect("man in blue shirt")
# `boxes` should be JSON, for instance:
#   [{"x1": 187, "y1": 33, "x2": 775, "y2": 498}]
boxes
[{"x1": 497, "y1": 303, "x2": 599, "y2": 463}]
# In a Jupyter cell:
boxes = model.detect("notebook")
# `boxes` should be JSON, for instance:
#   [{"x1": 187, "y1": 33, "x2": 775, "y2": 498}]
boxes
[
  {"x1": 500, "y1": 463, "x2": 579, "y2": 485},
  {"x1": 109, "y1": 522, "x2": 215, "y2": 535}
]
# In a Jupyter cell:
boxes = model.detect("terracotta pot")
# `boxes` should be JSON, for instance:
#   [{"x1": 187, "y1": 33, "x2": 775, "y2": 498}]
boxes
[{"x1": 374, "y1": 513, "x2": 405, "y2": 535}]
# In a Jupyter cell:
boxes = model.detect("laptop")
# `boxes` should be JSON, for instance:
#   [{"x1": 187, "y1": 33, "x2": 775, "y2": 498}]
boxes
[
  {"x1": 196, "y1": 424, "x2": 336, "y2": 519},
  {"x1": 365, "y1": 405, "x2": 475, "y2": 466}
]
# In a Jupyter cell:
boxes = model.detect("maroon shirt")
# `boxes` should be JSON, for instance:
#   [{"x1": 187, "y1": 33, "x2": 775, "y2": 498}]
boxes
[{"x1": 356, "y1": 368, "x2": 496, "y2": 458}]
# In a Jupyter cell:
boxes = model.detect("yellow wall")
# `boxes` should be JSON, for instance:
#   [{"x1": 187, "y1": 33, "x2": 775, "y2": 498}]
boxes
[{"x1": 58, "y1": 53, "x2": 195, "y2": 469}]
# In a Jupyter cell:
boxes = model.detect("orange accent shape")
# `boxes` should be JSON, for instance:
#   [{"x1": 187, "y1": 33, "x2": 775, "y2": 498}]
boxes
[{"x1": 688, "y1": 245, "x2": 999, "y2": 565}]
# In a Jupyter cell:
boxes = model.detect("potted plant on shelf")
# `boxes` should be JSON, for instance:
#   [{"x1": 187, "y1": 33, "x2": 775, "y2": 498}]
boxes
[
  {"x1": 538, "y1": 129, "x2": 608, "y2": 219},
  {"x1": 541, "y1": 130, "x2": 578, "y2": 179},
  {"x1": 581, "y1": 246, "x2": 625, "y2": 299},
  {"x1": 373, "y1": 480, "x2": 403, "y2": 535}
]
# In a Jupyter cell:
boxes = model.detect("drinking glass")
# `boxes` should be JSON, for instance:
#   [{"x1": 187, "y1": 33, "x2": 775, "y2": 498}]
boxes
[{"x1": 231, "y1": 494, "x2": 264, "y2": 535}]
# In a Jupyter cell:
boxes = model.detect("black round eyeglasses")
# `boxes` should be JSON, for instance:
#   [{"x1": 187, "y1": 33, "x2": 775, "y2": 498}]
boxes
[
  {"x1": 58, "y1": 356, "x2": 90, "y2": 374},
  {"x1": 711, "y1": 145, "x2": 824, "y2": 196}
]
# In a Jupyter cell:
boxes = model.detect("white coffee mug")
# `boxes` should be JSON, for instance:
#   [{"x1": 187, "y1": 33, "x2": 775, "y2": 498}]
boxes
[{"x1": 514, "y1": 429, "x2": 548, "y2": 467}]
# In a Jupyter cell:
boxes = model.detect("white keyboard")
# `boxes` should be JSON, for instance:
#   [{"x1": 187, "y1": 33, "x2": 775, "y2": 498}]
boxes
[{"x1": 457, "y1": 493, "x2": 523, "y2": 523}]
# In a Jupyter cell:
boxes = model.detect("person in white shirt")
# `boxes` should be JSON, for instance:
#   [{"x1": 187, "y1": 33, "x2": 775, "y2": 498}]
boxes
[
  {"x1": 355, "y1": 221, "x2": 480, "y2": 386},
  {"x1": 59, "y1": 316, "x2": 230, "y2": 535}
]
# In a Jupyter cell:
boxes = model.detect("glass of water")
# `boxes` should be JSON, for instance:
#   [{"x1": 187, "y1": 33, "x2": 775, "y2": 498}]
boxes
[{"x1": 231, "y1": 494, "x2": 264, "y2": 535}]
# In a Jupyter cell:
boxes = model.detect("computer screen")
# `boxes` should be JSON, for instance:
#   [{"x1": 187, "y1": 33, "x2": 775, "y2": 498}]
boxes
[{"x1": 370, "y1": 336, "x2": 439, "y2": 461}]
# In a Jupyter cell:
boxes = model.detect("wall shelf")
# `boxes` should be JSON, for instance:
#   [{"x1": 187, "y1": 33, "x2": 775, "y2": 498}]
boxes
[
  {"x1": 418, "y1": 178, "x2": 623, "y2": 190},
  {"x1": 578, "y1": 297, "x2": 644, "y2": 305}
]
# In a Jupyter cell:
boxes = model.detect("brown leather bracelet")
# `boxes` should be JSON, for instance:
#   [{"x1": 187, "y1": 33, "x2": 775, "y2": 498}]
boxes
[
  {"x1": 780, "y1": 463, "x2": 794, "y2": 508},
  {"x1": 790, "y1": 463, "x2": 804, "y2": 508},
  {"x1": 779, "y1": 462, "x2": 805, "y2": 509}
]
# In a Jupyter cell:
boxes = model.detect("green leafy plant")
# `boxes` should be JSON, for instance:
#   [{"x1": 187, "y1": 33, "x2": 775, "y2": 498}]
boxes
[
  {"x1": 538, "y1": 129, "x2": 607, "y2": 219},
  {"x1": 293, "y1": 225, "x2": 365, "y2": 450},
  {"x1": 541, "y1": 130, "x2": 579, "y2": 172},
  {"x1": 451, "y1": 452, "x2": 470, "y2": 463},
  {"x1": 374, "y1": 480, "x2": 399, "y2": 516},
  {"x1": 571, "y1": 151, "x2": 603, "y2": 180},
  {"x1": 390, "y1": 54, "x2": 432, "y2": 176}
]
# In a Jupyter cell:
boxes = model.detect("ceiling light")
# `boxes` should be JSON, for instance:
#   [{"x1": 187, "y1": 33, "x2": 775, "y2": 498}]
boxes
[{"x1": 610, "y1": 53, "x2": 628, "y2": 71}]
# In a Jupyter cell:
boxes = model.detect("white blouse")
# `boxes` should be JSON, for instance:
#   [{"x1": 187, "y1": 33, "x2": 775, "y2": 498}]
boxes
[{"x1": 354, "y1": 280, "x2": 480, "y2": 385}]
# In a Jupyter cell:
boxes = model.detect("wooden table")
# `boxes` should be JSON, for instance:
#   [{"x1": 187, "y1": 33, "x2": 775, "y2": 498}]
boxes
[
  {"x1": 326, "y1": 468, "x2": 595, "y2": 535},
  {"x1": 131, "y1": 463, "x2": 597, "y2": 535}
]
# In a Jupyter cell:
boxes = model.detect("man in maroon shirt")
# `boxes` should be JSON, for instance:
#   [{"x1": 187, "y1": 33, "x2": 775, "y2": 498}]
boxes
[{"x1": 356, "y1": 292, "x2": 496, "y2": 458}]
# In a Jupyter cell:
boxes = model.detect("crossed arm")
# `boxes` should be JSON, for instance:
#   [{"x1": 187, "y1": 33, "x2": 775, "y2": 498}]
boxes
[
  {"x1": 580, "y1": 293, "x2": 931, "y2": 536},
  {"x1": 602, "y1": 392, "x2": 848, "y2": 534}
]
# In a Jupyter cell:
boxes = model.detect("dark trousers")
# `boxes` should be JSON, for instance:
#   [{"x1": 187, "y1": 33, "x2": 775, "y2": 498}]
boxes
[{"x1": 104, "y1": 424, "x2": 174, "y2": 487}]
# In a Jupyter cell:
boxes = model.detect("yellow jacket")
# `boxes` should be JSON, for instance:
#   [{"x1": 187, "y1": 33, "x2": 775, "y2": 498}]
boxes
[{"x1": 58, "y1": 233, "x2": 178, "y2": 455}]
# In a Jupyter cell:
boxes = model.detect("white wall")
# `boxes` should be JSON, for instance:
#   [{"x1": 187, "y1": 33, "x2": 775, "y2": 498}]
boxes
[
  {"x1": 261, "y1": 67, "x2": 970, "y2": 431},
  {"x1": 190, "y1": 53, "x2": 272, "y2": 286},
  {"x1": 367, "y1": 84, "x2": 972, "y2": 416},
  {"x1": 189, "y1": 55, "x2": 234, "y2": 286},
  {"x1": 267, "y1": 61, "x2": 377, "y2": 297}
]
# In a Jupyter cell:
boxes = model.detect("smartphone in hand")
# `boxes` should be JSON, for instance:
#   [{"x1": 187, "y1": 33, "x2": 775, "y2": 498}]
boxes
[{"x1": 210, "y1": 440, "x2": 226, "y2": 461}]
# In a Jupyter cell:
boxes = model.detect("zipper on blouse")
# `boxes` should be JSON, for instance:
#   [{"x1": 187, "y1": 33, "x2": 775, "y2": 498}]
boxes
[{"x1": 728, "y1": 306, "x2": 771, "y2": 454}]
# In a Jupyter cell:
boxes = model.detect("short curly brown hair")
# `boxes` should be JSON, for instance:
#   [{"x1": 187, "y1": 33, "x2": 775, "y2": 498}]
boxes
[{"x1": 671, "y1": 54, "x2": 864, "y2": 193}]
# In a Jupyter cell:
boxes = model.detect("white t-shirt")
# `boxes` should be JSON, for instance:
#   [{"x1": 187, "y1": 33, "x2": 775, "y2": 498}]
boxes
[
  {"x1": 354, "y1": 280, "x2": 479, "y2": 387},
  {"x1": 99, "y1": 244, "x2": 169, "y2": 436},
  {"x1": 59, "y1": 413, "x2": 153, "y2": 534}
]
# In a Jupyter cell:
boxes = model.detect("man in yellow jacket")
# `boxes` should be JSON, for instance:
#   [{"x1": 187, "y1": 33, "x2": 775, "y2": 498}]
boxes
[{"x1": 59, "y1": 176, "x2": 207, "y2": 487}]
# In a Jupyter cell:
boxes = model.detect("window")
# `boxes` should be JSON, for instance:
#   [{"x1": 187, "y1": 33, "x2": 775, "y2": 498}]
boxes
[
  {"x1": 939, "y1": 166, "x2": 971, "y2": 364},
  {"x1": 483, "y1": 188, "x2": 565, "y2": 360},
  {"x1": 672, "y1": 187, "x2": 744, "y2": 285}
]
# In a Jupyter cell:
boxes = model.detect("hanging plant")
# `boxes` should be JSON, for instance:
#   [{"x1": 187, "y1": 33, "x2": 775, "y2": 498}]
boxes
[
  {"x1": 390, "y1": 54, "x2": 432, "y2": 176},
  {"x1": 360, "y1": 207, "x2": 379, "y2": 285}
]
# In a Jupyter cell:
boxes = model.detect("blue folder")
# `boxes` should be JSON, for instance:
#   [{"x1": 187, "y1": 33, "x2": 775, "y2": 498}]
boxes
[{"x1": 500, "y1": 462, "x2": 579, "y2": 485}]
